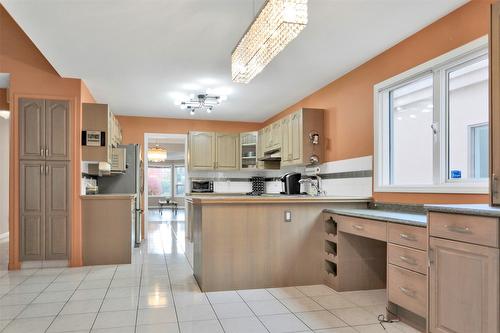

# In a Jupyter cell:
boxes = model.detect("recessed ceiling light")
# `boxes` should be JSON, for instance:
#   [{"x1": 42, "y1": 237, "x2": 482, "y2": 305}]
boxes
[
  {"x1": 409, "y1": 114, "x2": 417, "y2": 119},
  {"x1": 0, "y1": 111, "x2": 10, "y2": 119}
]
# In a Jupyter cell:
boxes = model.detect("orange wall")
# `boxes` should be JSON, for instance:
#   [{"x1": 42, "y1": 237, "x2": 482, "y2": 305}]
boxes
[
  {"x1": 0, "y1": 89, "x2": 8, "y2": 110},
  {"x1": 118, "y1": 115, "x2": 260, "y2": 145},
  {"x1": 0, "y1": 4, "x2": 91, "y2": 269},
  {"x1": 263, "y1": 1, "x2": 492, "y2": 204}
]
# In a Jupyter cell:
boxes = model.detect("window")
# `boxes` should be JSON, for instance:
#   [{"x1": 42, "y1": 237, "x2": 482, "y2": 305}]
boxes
[
  {"x1": 148, "y1": 164, "x2": 186, "y2": 197},
  {"x1": 375, "y1": 37, "x2": 488, "y2": 193}
]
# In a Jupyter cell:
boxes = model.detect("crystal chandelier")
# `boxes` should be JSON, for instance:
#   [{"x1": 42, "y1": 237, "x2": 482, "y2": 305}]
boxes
[
  {"x1": 232, "y1": 0, "x2": 308, "y2": 84},
  {"x1": 176, "y1": 93, "x2": 226, "y2": 116},
  {"x1": 148, "y1": 145, "x2": 167, "y2": 162}
]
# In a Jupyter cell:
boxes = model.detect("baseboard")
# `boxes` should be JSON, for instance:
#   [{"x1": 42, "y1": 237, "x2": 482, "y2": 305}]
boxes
[{"x1": 0, "y1": 232, "x2": 8, "y2": 240}]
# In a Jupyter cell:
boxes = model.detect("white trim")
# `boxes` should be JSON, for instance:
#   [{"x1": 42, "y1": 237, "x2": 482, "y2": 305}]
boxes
[
  {"x1": 0, "y1": 232, "x2": 8, "y2": 240},
  {"x1": 374, "y1": 36, "x2": 489, "y2": 194}
]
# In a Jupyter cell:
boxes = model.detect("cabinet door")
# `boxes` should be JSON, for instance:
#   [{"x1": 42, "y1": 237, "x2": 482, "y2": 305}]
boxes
[
  {"x1": 264, "y1": 126, "x2": 272, "y2": 150},
  {"x1": 281, "y1": 116, "x2": 291, "y2": 164},
  {"x1": 491, "y1": 3, "x2": 500, "y2": 205},
  {"x1": 45, "y1": 100, "x2": 70, "y2": 161},
  {"x1": 20, "y1": 161, "x2": 45, "y2": 260},
  {"x1": 429, "y1": 237, "x2": 499, "y2": 333},
  {"x1": 271, "y1": 121, "x2": 281, "y2": 150},
  {"x1": 19, "y1": 98, "x2": 45, "y2": 160},
  {"x1": 216, "y1": 133, "x2": 240, "y2": 170},
  {"x1": 189, "y1": 132, "x2": 215, "y2": 170},
  {"x1": 290, "y1": 111, "x2": 303, "y2": 164},
  {"x1": 257, "y1": 129, "x2": 265, "y2": 169},
  {"x1": 45, "y1": 162, "x2": 70, "y2": 260}
]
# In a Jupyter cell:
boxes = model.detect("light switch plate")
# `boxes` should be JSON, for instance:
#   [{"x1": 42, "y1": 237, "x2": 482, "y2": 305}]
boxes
[{"x1": 284, "y1": 210, "x2": 292, "y2": 222}]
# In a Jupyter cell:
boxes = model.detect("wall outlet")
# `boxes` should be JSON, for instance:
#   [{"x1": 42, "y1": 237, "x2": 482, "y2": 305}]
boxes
[{"x1": 284, "y1": 210, "x2": 292, "y2": 222}]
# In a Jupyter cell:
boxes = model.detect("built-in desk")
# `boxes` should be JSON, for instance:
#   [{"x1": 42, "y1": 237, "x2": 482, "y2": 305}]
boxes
[{"x1": 322, "y1": 208, "x2": 427, "y2": 329}]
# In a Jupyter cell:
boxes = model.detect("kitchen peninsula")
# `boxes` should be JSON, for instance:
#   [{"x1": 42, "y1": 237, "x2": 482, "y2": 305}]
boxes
[{"x1": 186, "y1": 195, "x2": 370, "y2": 292}]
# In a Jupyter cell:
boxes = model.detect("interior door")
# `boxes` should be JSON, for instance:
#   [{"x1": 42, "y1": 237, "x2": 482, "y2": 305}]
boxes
[
  {"x1": 19, "y1": 98, "x2": 45, "y2": 160},
  {"x1": 20, "y1": 160, "x2": 45, "y2": 260},
  {"x1": 491, "y1": 3, "x2": 500, "y2": 205},
  {"x1": 189, "y1": 132, "x2": 215, "y2": 170},
  {"x1": 45, "y1": 161, "x2": 70, "y2": 260},
  {"x1": 429, "y1": 237, "x2": 499, "y2": 333},
  {"x1": 45, "y1": 100, "x2": 70, "y2": 161},
  {"x1": 216, "y1": 133, "x2": 240, "y2": 170}
]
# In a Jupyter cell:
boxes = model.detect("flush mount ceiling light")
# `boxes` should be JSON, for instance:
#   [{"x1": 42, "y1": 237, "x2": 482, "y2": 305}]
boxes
[
  {"x1": 175, "y1": 93, "x2": 227, "y2": 116},
  {"x1": 0, "y1": 111, "x2": 10, "y2": 119},
  {"x1": 148, "y1": 145, "x2": 167, "y2": 162},
  {"x1": 231, "y1": 0, "x2": 308, "y2": 84}
]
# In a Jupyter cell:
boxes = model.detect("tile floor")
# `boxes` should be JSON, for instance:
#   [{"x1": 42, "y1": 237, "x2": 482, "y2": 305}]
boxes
[{"x1": 0, "y1": 209, "x2": 421, "y2": 332}]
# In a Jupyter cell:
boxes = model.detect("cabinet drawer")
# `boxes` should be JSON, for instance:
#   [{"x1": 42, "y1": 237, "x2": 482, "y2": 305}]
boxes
[
  {"x1": 336, "y1": 215, "x2": 387, "y2": 242},
  {"x1": 429, "y1": 212, "x2": 499, "y2": 248},
  {"x1": 388, "y1": 223, "x2": 427, "y2": 250},
  {"x1": 388, "y1": 243, "x2": 427, "y2": 275},
  {"x1": 388, "y1": 264, "x2": 427, "y2": 318}
]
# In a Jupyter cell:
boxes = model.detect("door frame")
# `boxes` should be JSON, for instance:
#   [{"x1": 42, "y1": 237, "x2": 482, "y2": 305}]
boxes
[{"x1": 143, "y1": 133, "x2": 188, "y2": 237}]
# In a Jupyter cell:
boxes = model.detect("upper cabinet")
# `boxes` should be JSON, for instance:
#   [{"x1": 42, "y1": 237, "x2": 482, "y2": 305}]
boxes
[
  {"x1": 19, "y1": 98, "x2": 70, "y2": 161},
  {"x1": 491, "y1": 2, "x2": 500, "y2": 205},
  {"x1": 188, "y1": 131, "x2": 239, "y2": 171},
  {"x1": 82, "y1": 103, "x2": 122, "y2": 164},
  {"x1": 240, "y1": 132, "x2": 258, "y2": 169}
]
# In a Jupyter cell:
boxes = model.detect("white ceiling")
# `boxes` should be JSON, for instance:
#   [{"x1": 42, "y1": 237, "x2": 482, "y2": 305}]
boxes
[{"x1": 1, "y1": 0, "x2": 468, "y2": 122}]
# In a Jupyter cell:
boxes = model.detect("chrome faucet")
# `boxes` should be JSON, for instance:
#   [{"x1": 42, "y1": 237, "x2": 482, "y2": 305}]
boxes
[{"x1": 299, "y1": 177, "x2": 326, "y2": 196}]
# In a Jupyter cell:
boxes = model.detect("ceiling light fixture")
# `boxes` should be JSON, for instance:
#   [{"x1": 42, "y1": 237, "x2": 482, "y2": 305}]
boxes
[
  {"x1": 176, "y1": 93, "x2": 226, "y2": 115},
  {"x1": 0, "y1": 111, "x2": 10, "y2": 119},
  {"x1": 148, "y1": 145, "x2": 167, "y2": 162},
  {"x1": 231, "y1": 0, "x2": 308, "y2": 84}
]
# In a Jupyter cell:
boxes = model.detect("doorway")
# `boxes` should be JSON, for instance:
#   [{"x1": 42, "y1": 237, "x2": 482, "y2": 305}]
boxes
[
  {"x1": 143, "y1": 133, "x2": 188, "y2": 238},
  {"x1": 0, "y1": 75, "x2": 10, "y2": 270}
]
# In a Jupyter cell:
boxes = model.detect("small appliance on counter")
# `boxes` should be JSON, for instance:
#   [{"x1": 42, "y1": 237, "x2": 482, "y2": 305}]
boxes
[
  {"x1": 191, "y1": 180, "x2": 214, "y2": 193},
  {"x1": 280, "y1": 172, "x2": 301, "y2": 195},
  {"x1": 246, "y1": 176, "x2": 265, "y2": 196}
]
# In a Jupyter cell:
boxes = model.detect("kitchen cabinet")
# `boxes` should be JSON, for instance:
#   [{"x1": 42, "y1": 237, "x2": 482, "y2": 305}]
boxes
[
  {"x1": 491, "y1": 2, "x2": 500, "y2": 205},
  {"x1": 428, "y1": 212, "x2": 499, "y2": 333},
  {"x1": 82, "y1": 103, "x2": 122, "y2": 164},
  {"x1": 19, "y1": 98, "x2": 70, "y2": 161},
  {"x1": 188, "y1": 131, "x2": 239, "y2": 170},
  {"x1": 271, "y1": 121, "x2": 281, "y2": 151},
  {"x1": 19, "y1": 160, "x2": 70, "y2": 261},
  {"x1": 240, "y1": 132, "x2": 258, "y2": 169}
]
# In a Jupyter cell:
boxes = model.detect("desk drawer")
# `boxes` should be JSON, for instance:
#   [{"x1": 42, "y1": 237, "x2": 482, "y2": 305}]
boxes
[
  {"x1": 388, "y1": 243, "x2": 427, "y2": 275},
  {"x1": 429, "y1": 212, "x2": 499, "y2": 248},
  {"x1": 388, "y1": 223, "x2": 427, "y2": 250},
  {"x1": 336, "y1": 215, "x2": 387, "y2": 242},
  {"x1": 388, "y1": 264, "x2": 427, "y2": 318}
]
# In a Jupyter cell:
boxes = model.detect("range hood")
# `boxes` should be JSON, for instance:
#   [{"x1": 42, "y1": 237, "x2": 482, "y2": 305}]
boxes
[{"x1": 259, "y1": 148, "x2": 281, "y2": 161}]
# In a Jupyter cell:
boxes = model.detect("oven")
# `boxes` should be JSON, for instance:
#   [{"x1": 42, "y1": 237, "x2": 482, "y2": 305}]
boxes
[{"x1": 191, "y1": 180, "x2": 214, "y2": 193}]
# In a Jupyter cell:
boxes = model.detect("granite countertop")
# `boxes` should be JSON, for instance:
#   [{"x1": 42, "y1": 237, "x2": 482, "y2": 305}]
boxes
[
  {"x1": 81, "y1": 194, "x2": 136, "y2": 200},
  {"x1": 323, "y1": 207, "x2": 427, "y2": 227},
  {"x1": 186, "y1": 195, "x2": 371, "y2": 204},
  {"x1": 425, "y1": 204, "x2": 500, "y2": 217}
]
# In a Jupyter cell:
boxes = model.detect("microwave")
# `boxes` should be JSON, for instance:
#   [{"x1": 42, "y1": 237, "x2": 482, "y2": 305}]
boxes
[{"x1": 191, "y1": 180, "x2": 214, "y2": 193}]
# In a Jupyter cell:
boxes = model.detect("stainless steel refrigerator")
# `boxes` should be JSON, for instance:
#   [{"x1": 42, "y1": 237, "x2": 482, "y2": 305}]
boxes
[{"x1": 99, "y1": 144, "x2": 143, "y2": 247}]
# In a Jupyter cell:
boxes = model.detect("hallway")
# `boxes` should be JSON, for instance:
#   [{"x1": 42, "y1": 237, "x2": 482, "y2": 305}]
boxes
[{"x1": 0, "y1": 210, "x2": 418, "y2": 333}]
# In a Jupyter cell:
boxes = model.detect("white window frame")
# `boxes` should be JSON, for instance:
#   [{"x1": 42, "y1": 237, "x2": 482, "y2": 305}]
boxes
[
  {"x1": 148, "y1": 163, "x2": 186, "y2": 198},
  {"x1": 174, "y1": 164, "x2": 186, "y2": 197},
  {"x1": 374, "y1": 36, "x2": 489, "y2": 194}
]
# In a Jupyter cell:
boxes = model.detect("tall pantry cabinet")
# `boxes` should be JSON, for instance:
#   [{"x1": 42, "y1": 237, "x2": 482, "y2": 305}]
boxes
[{"x1": 19, "y1": 98, "x2": 71, "y2": 261}]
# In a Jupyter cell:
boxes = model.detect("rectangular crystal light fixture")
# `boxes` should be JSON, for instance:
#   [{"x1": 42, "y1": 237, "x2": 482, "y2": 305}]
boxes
[{"x1": 231, "y1": 0, "x2": 308, "y2": 84}]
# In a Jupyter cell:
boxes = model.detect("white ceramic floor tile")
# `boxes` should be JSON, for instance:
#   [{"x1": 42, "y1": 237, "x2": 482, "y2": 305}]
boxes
[
  {"x1": 78, "y1": 279, "x2": 111, "y2": 290},
  {"x1": 295, "y1": 310, "x2": 347, "y2": 330},
  {"x1": 9, "y1": 283, "x2": 49, "y2": 294},
  {"x1": 70, "y1": 288, "x2": 107, "y2": 301},
  {"x1": 136, "y1": 323, "x2": 180, "y2": 333},
  {"x1": 314, "y1": 327, "x2": 358, "y2": 333},
  {"x1": 313, "y1": 294, "x2": 356, "y2": 310},
  {"x1": 17, "y1": 302, "x2": 65, "y2": 318},
  {"x1": 330, "y1": 307, "x2": 379, "y2": 326},
  {"x1": 173, "y1": 291, "x2": 210, "y2": 307},
  {"x1": 92, "y1": 326, "x2": 136, "y2": 333},
  {"x1": 60, "y1": 299, "x2": 103, "y2": 315},
  {"x1": 267, "y1": 287, "x2": 305, "y2": 300},
  {"x1": 206, "y1": 291, "x2": 243, "y2": 304},
  {"x1": 93, "y1": 310, "x2": 137, "y2": 329},
  {"x1": 0, "y1": 304, "x2": 26, "y2": 320},
  {"x1": 45, "y1": 282, "x2": 80, "y2": 292},
  {"x1": 137, "y1": 307, "x2": 178, "y2": 325},
  {"x1": 259, "y1": 313, "x2": 310, "y2": 333},
  {"x1": 177, "y1": 303, "x2": 217, "y2": 322},
  {"x1": 100, "y1": 296, "x2": 139, "y2": 312},
  {"x1": 139, "y1": 293, "x2": 174, "y2": 308},
  {"x1": 351, "y1": 323, "x2": 403, "y2": 333},
  {"x1": 47, "y1": 312, "x2": 98, "y2": 332},
  {"x1": 247, "y1": 299, "x2": 291, "y2": 316},
  {"x1": 106, "y1": 287, "x2": 140, "y2": 299},
  {"x1": 179, "y1": 319, "x2": 224, "y2": 333},
  {"x1": 296, "y1": 285, "x2": 335, "y2": 297},
  {"x1": 220, "y1": 316, "x2": 268, "y2": 333},
  {"x1": 213, "y1": 302, "x2": 254, "y2": 319},
  {"x1": 0, "y1": 292, "x2": 39, "y2": 306},
  {"x1": 0, "y1": 319, "x2": 11, "y2": 330},
  {"x1": 280, "y1": 297, "x2": 323, "y2": 313},
  {"x1": 33, "y1": 290, "x2": 73, "y2": 304},
  {"x1": 3, "y1": 316, "x2": 54, "y2": 333},
  {"x1": 237, "y1": 289, "x2": 275, "y2": 302},
  {"x1": 339, "y1": 290, "x2": 387, "y2": 307}
]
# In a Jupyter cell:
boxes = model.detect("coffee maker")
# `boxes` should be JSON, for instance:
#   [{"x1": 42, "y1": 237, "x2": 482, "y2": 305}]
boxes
[{"x1": 280, "y1": 172, "x2": 301, "y2": 195}]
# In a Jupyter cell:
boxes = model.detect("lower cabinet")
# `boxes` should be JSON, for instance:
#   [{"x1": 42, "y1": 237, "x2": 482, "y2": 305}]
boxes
[
  {"x1": 429, "y1": 237, "x2": 499, "y2": 333},
  {"x1": 20, "y1": 161, "x2": 69, "y2": 261}
]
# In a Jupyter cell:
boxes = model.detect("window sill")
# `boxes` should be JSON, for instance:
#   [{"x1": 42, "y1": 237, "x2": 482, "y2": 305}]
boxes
[{"x1": 374, "y1": 184, "x2": 488, "y2": 194}]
